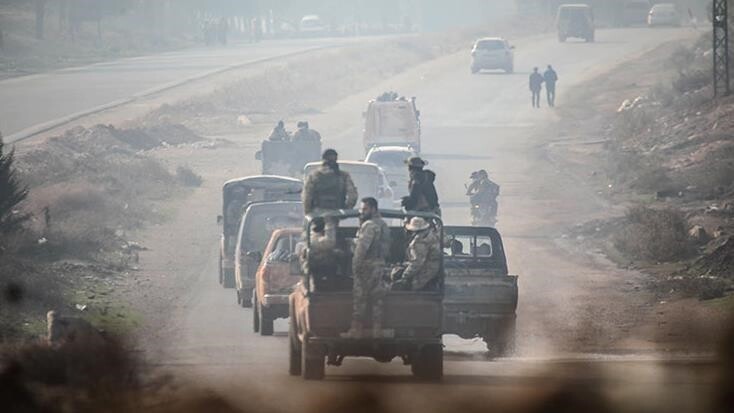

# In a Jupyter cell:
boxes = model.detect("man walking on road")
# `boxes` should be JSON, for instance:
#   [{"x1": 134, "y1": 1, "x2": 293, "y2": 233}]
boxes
[
  {"x1": 529, "y1": 67, "x2": 544, "y2": 108},
  {"x1": 543, "y1": 65, "x2": 558, "y2": 107},
  {"x1": 343, "y1": 197, "x2": 391, "y2": 338}
]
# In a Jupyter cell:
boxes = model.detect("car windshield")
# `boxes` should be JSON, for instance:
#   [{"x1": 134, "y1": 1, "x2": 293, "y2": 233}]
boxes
[
  {"x1": 367, "y1": 150, "x2": 412, "y2": 168},
  {"x1": 476, "y1": 40, "x2": 505, "y2": 50},
  {"x1": 242, "y1": 207, "x2": 302, "y2": 252}
]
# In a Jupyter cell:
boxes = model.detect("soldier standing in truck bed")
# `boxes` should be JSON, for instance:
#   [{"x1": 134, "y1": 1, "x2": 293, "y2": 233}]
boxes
[
  {"x1": 342, "y1": 197, "x2": 391, "y2": 338},
  {"x1": 302, "y1": 149, "x2": 357, "y2": 241}
]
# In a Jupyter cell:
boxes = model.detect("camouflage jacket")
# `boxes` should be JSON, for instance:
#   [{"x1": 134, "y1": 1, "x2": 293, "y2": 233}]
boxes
[
  {"x1": 353, "y1": 215, "x2": 390, "y2": 274},
  {"x1": 402, "y1": 228, "x2": 441, "y2": 290},
  {"x1": 302, "y1": 164, "x2": 358, "y2": 214}
]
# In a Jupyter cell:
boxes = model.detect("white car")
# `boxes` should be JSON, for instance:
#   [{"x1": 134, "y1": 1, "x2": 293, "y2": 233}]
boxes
[
  {"x1": 648, "y1": 3, "x2": 680, "y2": 27},
  {"x1": 300, "y1": 15, "x2": 328, "y2": 35},
  {"x1": 470, "y1": 37, "x2": 514, "y2": 74},
  {"x1": 364, "y1": 145, "x2": 417, "y2": 201}
]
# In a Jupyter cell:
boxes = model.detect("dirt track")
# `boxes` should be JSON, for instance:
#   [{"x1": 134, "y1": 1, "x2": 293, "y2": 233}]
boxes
[
  {"x1": 9, "y1": 25, "x2": 726, "y2": 411},
  {"x1": 69, "y1": 26, "x2": 728, "y2": 411}
]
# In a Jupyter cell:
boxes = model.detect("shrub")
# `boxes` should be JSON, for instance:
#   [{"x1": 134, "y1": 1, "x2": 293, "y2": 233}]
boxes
[
  {"x1": 613, "y1": 206, "x2": 691, "y2": 262},
  {"x1": 0, "y1": 135, "x2": 29, "y2": 238},
  {"x1": 176, "y1": 166, "x2": 203, "y2": 187}
]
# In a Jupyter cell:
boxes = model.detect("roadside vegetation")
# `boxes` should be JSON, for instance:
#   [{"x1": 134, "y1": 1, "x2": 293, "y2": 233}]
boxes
[
  {"x1": 561, "y1": 34, "x2": 734, "y2": 302},
  {"x1": 0, "y1": 123, "x2": 204, "y2": 340}
]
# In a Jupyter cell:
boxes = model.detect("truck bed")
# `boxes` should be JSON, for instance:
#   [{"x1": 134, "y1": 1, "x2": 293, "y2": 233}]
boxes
[{"x1": 301, "y1": 291, "x2": 442, "y2": 340}]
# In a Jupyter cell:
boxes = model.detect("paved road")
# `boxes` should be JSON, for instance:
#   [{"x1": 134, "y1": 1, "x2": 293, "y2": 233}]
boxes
[
  {"x1": 0, "y1": 37, "x2": 366, "y2": 142},
  {"x1": 133, "y1": 27, "x2": 717, "y2": 412}
]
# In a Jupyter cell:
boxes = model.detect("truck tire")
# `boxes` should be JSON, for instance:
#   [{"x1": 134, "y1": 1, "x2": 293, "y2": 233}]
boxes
[
  {"x1": 411, "y1": 344, "x2": 443, "y2": 381},
  {"x1": 222, "y1": 269, "x2": 235, "y2": 289},
  {"x1": 484, "y1": 317, "x2": 516, "y2": 357},
  {"x1": 259, "y1": 301, "x2": 274, "y2": 336},
  {"x1": 289, "y1": 304, "x2": 302, "y2": 376},
  {"x1": 218, "y1": 255, "x2": 224, "y2": 285},
  {"x1": 301, "y1": 338, "x2": 325, "y2": 380},
  {"x1": 242, "y1": 287, "x2": 253, "y2": 308},
  {"x1": 252, "y1": 292, "x2": 260, "y2": 333}
]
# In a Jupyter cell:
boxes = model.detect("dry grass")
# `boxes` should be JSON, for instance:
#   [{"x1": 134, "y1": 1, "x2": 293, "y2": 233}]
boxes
[{"x1": 613, "y1": 206, "x2": 691, "y2": 263}]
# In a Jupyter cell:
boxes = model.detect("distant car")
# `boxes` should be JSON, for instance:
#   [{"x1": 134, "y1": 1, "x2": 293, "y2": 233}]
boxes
[
  {"x1": 363, "y1": 95, "x2": 421, "y2": 154},
  {"x1": 557, "y1": 4, "x2": 595, "y2": 42},
  {"x1": 470, "y1": 37, "x2": 515, "y2": 74},
  {"x1": 303, "y1": 161, "x2": 394, "y2": 209},
  {"x1": 621, "y1": 0, "x2": 651, "y2": 26},
  {"x1": 364, "y1": 145, "x2": 417, "y2": 200},
  {"x1": 648, "y1": 3, "x2": 680, "y2": 27},
  {"x1": 300, "y1": 15, "x2": 328, "y2": 35}
]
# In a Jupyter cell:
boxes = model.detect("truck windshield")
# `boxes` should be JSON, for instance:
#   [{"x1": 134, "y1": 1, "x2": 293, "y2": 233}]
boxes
[
  {"x1": 444, "y1": 234, "x2": 494, "y2": 258},
  {"x1": 243, "y1": 208, "x2": 301, "y2": 252},
  {"x1": 475, "y1": 40, "x2": 504, "y2": 50}
]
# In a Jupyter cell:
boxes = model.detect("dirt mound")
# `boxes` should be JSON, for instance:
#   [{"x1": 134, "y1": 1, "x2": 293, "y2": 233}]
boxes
[{"x1": 694, "y1": 237, "x2": 734, "y2": 279}]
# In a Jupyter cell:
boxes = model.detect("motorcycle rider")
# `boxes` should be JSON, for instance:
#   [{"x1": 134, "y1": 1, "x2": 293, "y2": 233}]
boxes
[{"x1": 466, "y1": 170, "x2": 499, "y2": 225}]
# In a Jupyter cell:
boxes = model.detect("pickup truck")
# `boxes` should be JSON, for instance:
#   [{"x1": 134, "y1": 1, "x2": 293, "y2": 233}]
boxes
[
  {"x1": 233, "y1": 201, "x2": 302, "y2": 308},
  {"x1": 253, "y1": 227, "x2": 302, "y2": 336},
  {"x1": 443, "y1": 226, "x2": 518, "y2": 356},
  {"x1": 289, "y1": 209, "x2": 444, "y2": 380}
]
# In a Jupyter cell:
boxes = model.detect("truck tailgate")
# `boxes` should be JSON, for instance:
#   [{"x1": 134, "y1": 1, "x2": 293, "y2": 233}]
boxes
[
  {"x1": 305, "y1": 292, "x2": 442, "y2": 338},
  {"x1": 444, "y1": 275, "x2": 518, "y2": 314}
]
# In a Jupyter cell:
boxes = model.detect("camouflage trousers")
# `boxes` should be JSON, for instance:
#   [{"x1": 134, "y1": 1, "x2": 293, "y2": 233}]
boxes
[{"x1": 352, "y1": 261, "x2": 386, "y2": 325}]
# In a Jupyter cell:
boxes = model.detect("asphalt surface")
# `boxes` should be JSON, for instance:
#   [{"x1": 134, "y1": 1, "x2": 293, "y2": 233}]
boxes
[
  {"x1": 131, "y1": 27, "x2": 721, "y2": 412},
  {"x1": 0, "y1": 37, "x2": 367, "y2": 142}
]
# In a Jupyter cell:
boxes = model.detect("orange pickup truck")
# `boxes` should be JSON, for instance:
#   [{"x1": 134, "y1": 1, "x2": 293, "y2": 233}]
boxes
[{"x1": 253, "y1": 228, "x2": 302, "y2": 336}]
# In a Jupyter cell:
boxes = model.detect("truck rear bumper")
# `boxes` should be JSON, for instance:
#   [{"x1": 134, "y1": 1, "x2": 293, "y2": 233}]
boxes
[{"x1": 309, "y1": 336, "x2": 442, "y2": 361}]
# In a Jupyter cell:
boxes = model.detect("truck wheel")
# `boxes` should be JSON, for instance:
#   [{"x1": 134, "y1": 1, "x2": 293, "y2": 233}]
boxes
[
  {"x1": 241, "y1": 287, "x2": 253, "y2": 308},
  {"x1": 484, "y1": 318, "x2": 516, "y2": 357},
  {"x1": 259, "y1": 301, "x2": 274, "y2": 336},
  {"x1": 289, "y1": 305, "x2": 302, "y2": 376},
  {"x1": 222, "y1": 269, "x2": 235, "y2": 289},
  {"x1": 411, "y1": 344, "x2": 443, "y2": 381},
  {"x1": 505, "y1": 64, "x2": 514, "y2": 74},
  {"x1": 218, "y1": 256, "x2": 224, "y2": 285},
  {"x1": 470, "y1": 66, "x2": 479, "y2": 74},
  {"x1": 558, "y1": 34, "x2": 566, "y2": 42},
  {"x1": 301, "y1": 338, "x2": 325, "y2": 380},
  {"x1": 252, "y1": 293, "x2": 260, "y2": 333}
]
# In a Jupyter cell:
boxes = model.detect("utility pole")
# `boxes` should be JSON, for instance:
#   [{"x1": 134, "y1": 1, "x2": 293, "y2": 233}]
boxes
[{"x1": 713, "y1": 0, "x2": 730, "y2": 96}]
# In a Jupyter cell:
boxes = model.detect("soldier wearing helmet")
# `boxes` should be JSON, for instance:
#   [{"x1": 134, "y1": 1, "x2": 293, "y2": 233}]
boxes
[
  {"x1": 401, "y1": 156, "x2": 440, "y2": 215},
  {"x1": 392, "y1": 216, "x2": 442, "y2": 291}
]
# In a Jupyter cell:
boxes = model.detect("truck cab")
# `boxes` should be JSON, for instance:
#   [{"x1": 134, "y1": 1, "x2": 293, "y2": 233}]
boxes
[
  {"x1": 443, "y1": 226, "x2": 518, "y2": 356},
  {"x1": 363, "y1": 94, "x2": 421, "y2": 154},
  {"x1": 289, "y1": 210, "x2": 444, "y2": 380}
]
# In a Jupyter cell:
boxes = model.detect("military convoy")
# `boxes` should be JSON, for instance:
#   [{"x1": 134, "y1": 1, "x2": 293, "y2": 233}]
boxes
[{"x1": 218, "y1": 101, "x2": 517, "y2": 380}]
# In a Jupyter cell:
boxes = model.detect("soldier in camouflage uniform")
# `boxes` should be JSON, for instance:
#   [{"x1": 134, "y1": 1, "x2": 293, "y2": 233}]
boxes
[
  {"x1": 342, "y1": 197, "x2": 391, "y2": 339},
  {"x1": 393, "y1": 217, "x2": 441, "y2": 291},
  {"x1": 302, "y1": 149, "x2": 358, "y2": 242}
]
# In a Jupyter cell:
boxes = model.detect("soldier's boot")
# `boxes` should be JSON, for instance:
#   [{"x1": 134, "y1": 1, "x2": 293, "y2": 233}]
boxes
[{"x1": 340, "y1": 320, "x2": 365, "y2": 339}]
